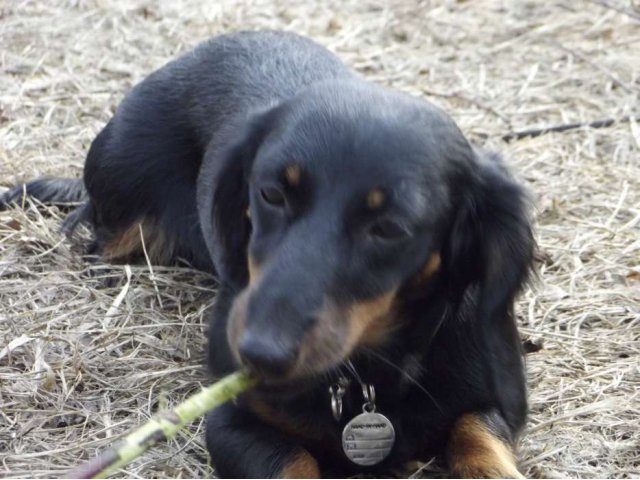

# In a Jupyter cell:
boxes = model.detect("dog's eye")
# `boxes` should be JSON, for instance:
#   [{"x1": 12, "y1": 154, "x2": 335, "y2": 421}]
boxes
[
  {"x1": 260, "y1": 186, "x2": 286, "y2": 207},
  {"x1": 369, "y1": 219, "x2": 409, "y2": 241}
]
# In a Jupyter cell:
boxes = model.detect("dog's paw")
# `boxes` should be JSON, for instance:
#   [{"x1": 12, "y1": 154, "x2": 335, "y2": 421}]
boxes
[
  {"x1": 279, "y1": 450, "x2": 320, "y2": 479},
  {"x1": 448, "y1": 413, "x2": 524, "y2": 479},
  {"x1": 451, "y1": 463, "x2": 524, "y2": 479}
]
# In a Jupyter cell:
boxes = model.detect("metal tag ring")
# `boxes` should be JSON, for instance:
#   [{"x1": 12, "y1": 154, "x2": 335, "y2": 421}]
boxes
[
  {"x1": 362, "y1": 402, "x2": 376, "y2": 413},
  {"x1": 331, "y1": 393, "x2": 343, "y2": 421},
  {"x1": 361, "y1": 383, "x2": 376, "y2": 404},
  {"x1": 329, "y1": 383, "x2": 346, "y2": 421}
]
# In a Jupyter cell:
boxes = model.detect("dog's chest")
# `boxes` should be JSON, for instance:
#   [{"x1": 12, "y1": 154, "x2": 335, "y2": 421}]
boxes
[{"x1": 287, "y1": 379, "x2": 449, "y2": 469}]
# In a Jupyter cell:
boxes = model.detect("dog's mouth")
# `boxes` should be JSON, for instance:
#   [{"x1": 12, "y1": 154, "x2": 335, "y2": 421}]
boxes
[
  {"x1": 227, "y1": 281, "x2": 399, "y2": 387},
  {"x1": 239, "y1": 336, "x2": 351, "y2": 387}
]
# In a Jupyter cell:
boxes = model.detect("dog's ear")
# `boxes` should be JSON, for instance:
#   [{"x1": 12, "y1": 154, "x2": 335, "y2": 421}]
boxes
[
  {"x1": 444, "y1": 148, "x2": 534, "y2": 430},
  {"x1": 445, "y1": 148, "x2": 534, "y2": 317},
  {"x1": 197, "y1": 108, "x2": 277, "y2": 290}
]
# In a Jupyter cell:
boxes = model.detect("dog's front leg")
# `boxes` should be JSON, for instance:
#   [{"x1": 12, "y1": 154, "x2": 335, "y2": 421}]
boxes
[
  {"x1": 206, "y1": 402, "x2": 320, "y2": 478},
  {"x1": 446, "y1": 410, "x2": 524, "y2": 479}
]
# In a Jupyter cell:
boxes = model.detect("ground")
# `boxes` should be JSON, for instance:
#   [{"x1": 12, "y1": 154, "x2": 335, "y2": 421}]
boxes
[{"x1": 0, "y1": 0, "x2": 638, "y2": 478}]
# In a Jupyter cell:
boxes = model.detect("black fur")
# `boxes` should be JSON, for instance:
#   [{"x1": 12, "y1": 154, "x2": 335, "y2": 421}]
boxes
[
  {"x1": 0, "y1": 177, "x2": 86, "y2": 209},
  {"x1": 5, "y1": 31, "x2": 535, "y2": 477}
]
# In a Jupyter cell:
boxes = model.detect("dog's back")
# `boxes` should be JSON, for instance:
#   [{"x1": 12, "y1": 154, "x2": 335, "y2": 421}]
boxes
[
  {"x1": 0, "y1": 31, "x2": 352, "y2": 270},
  {"x1": 181, "y1": 31, "x2": 353, "y2": 143}
]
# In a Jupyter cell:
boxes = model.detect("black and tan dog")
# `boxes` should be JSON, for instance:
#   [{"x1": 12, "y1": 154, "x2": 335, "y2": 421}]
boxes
[{"x1": 1, "y1": 31, "x2": 534, "y2": 478}]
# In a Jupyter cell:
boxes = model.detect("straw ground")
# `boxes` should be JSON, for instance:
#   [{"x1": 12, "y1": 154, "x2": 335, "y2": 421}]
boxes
[{"x1": 1, "y1": 1, "x2": 638, "y2": 478}]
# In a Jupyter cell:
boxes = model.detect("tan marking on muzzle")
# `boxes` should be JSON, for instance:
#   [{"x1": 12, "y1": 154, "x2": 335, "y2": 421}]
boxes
[
  {"x1": 347, "y1": 290, "x2": 398, "y2": 347},
  {"x1": 293, "y1": 303, "x2": 346, "y2": 378},
  {"x1": 291, "y1": 290, "x2": 398, "y2": 378},
  {"x1": 226, "y1": 288, "x2": 251, "y2": 365},
  {"x1": 247, "y1": 254, "x2": 262, "y2": 284},
  {"x1": 414, "y1": 252, "x2": 441, "y2": 283},
  {"x1": 227, "y1": 254, "x2": 265, "y2": 366}
]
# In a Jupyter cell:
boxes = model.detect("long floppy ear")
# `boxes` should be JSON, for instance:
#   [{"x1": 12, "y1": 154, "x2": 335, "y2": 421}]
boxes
[
  {"x1": 447, "y1": 149, "x2": 534, "y2": 310},
  {"x1": 197, "y1": 108, "x2": 277, "y2": 290},
  {"x1": 445, "y1": 148, "x2": 535, "y2": 432}
]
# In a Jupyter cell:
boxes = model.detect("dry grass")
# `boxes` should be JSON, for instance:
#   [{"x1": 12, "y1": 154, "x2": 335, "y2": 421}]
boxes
[{"x1": 1, "y1": 0, "x2": 639, "y2": 478}]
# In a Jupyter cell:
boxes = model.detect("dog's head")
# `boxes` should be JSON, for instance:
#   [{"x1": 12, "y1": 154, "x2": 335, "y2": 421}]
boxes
[{"x1": 198, "y1": 81, "x2": 533, "y2": 381}]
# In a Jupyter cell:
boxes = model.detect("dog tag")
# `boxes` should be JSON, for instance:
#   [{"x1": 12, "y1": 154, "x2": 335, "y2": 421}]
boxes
[{"x1": 342, "y1": 411, "x2": 395, "y2": 466}]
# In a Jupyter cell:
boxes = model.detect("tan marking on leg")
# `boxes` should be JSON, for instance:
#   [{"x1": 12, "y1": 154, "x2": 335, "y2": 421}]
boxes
[
  {"x1": 366, "y1": 187, "x2": 385, "y2": 210},
  {"x1": 284, "y1": 164, "x2": 302, "y2": 187},
  {"x1": 102, "y1": 222, "x2": 142, "y2": 261},
  {"x1": 101, "y1": 220, "x2": 174, "y2": 265},
  {"x1": 280, "y1": 450, "x2": 320, "y2": 479},
  {"x1": 145, "y1": 223, "x2": 174, "y2": 265},
  {"x1": 448, "y1": 413, "x2": 523, "y2": 479}
]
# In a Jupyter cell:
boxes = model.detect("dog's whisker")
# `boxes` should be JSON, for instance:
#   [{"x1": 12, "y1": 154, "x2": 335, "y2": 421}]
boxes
[{"x1": 361, "y1": 347, "x2": 443, "y2": 413}]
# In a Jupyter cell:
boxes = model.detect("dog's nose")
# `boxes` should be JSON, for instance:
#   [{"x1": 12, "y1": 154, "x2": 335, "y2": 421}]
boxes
[{"x1": 238, "y1": 332, "x2": 298, "y2": 378}]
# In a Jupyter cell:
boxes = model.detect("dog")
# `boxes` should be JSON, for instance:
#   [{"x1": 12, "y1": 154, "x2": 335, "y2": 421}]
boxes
[{"x1": 1, "y1": 31, "x2": 534, "y2": 478}]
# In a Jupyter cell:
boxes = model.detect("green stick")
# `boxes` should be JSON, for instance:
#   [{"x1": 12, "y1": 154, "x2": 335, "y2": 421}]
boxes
[{"x1": 66, "y1": 371, "x2": 256, "y2": 479}]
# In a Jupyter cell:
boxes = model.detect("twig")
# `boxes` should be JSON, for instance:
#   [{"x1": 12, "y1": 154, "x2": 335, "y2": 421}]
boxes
[
  {"x1": 66, "y1": 371, "x2": 256, "y2": 479},
  {"x1": 552, "y1": 41, "x2": 637, "y2": 93},
  {"x1": 420, "y1": 87, "x2": 512, "y2": 125},
  {"x1": 139, "y1": 224, "x2": 163, "y2": 309},
  {"x1": 502, "y1": 115, "x2": 635, "y2": 142},
  {"x1": 587, "y1": 0, "x2": 640, "y2": 22}
]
